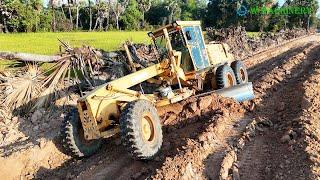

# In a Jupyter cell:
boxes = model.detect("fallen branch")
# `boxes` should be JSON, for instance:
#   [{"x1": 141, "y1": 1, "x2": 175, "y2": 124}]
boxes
[{"x1": 0, "y1": 51, "x2": 63, "y2": 62}]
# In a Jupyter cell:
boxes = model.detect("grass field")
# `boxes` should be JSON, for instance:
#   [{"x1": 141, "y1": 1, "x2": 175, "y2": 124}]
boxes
[
  {"x1": 0, "y1": 31, "x2": 260, "y2": 70},
  {"x1": 247, "y1": 32, "x2": 261, "y2": 38},
  {"x1": 0, "y1": 31, "x2": 149, "y2": 55}
]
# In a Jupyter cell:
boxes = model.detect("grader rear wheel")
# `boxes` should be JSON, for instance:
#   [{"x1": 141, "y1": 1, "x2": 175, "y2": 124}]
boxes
[
  {"x1": 61, "y1": 108, "x2": 102, "y2": 158},
  {"x1": 120, "y1": 100, "x2": 163, "y2": 160},
  {"x1": 216, "y1": 65, "x2": 237, "y2": 89},
  {"x1": 231, "y1": 60, "x2": 248, "y2": 84}
]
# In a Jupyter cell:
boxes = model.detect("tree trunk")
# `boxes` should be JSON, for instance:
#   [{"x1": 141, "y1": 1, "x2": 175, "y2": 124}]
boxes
[
  {"x1": 99, "y1": 18, "x2": 103, "y2": 31},
  {"x1": 94, "y1": 17, "x2": 100, "y2": 30},
  {"x1": 0, "y1": 52, "x2": 65, "y2": 62},
  {"x1": 3, "y1": 18, "x2": 8, "y2": 33},
  {"x1": 105, "y1": 16, "x2": 109, "y2": 31},
  {"x1": 168, "y1": 13, "x2": 173, "y2": 24},
  {"x1": 61, "y1": 6, "x2": 67, "y2": 20},
  {"x1": 52, "y1": 7, "x2": 56, "y2": 32},
  {"x1": 105, "y1": 0, "x2": 111, "y2": 31},
  {"x1": 89, "y1": 0, "x2": 92, "y2": 31},
  {"x1": 76, "y1": 5, "x2": 79, "y2": 30},
  {"x1": 116, "y1": 15, "x2": 119, "y2": 30},
  {"x1": 68, "y1": 5, "x2": 73, "y2": 29},
  {"x1": 142, "y1": 12, "x2": 145, "y2": 28}
]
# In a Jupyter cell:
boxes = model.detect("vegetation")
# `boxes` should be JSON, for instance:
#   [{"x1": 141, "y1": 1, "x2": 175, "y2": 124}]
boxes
[
  {"x1": 0, "y1": 31, "x2": 148, "y2": 54},
  {"x1": 0, "y1": 0, "x2": 318, "y2": 33}
]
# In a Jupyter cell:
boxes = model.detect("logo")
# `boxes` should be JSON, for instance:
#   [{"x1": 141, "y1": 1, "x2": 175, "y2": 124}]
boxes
[
  {"x1": 236, "y1": 5, "x2": 312, "y2": 16},
  {"x1": 237, "y1": 5, "x2": 248, "y2": 16}
]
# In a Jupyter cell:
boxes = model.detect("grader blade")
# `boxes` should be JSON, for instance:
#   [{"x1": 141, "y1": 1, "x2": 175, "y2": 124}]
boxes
[{"x1": 215, "y1": 82, "x2": 255, "y2": 102}]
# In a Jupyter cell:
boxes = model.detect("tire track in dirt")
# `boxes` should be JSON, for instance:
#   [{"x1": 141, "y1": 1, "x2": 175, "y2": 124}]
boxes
[{"x1": 237, "y1": 43, "x2": 320, "y2": 179}]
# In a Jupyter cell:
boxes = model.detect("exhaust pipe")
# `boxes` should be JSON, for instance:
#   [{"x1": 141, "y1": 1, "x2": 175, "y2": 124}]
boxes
[{"x1": 215, "y1": 82, "x2": 255, "y2": 102}]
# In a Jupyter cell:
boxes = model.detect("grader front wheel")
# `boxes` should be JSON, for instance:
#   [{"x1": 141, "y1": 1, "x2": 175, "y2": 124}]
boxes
[
  {"x1": 120, "y1": 100, "x2": 163, "y2": 160},
  {"x1": 61, "y1": 108, "x2": 102, "y2": 158}
]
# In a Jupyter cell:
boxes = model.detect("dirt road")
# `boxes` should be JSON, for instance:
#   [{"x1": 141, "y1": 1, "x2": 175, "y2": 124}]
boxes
[
  {"x1": 1, "y1": 35, "x2": 320, "y2": 179},
  {"x1": 239, "y1": 39, "x2": 320, "y2": 180}
]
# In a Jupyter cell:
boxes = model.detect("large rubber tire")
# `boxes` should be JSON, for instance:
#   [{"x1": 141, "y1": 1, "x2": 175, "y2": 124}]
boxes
[
  {"x1": 216, "y1": 65, "x2": 237, "y2": 89},
  {"x1": 231, "y1": 60, "x2": 248, "y2": 84},
  {"x1": 61, "y1": 108, "x2": 102, "y2": 158},
  {"x1": 120, "y1": 100, "x2": 163, "y2": 160}
]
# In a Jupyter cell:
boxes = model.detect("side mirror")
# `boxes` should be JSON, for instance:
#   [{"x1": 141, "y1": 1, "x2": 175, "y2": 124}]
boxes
[{"x1": 148, "y1": 32, "x2": 154, "y2": 37}]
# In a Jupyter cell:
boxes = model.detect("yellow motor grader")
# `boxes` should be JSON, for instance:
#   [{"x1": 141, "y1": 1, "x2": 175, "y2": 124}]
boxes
[{"x1": 61, "y1": 21, "x2": 254, "y2": 159}]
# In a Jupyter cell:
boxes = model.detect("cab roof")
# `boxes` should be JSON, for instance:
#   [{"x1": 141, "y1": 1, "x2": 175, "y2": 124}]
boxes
[{"x1": 150, "y1": 21, "x2": 201, "y2": 38}]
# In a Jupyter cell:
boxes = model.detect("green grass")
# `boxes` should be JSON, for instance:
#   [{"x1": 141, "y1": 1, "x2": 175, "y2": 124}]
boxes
[
  {"x1": 247, "y1": 32, "x2": 261, "y2": 38},
  {"x1": 0, "y1": 31, "x2": 149, "y2": 55}
]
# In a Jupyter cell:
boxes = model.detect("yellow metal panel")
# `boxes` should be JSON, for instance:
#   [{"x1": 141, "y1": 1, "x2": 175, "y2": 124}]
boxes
[
  {"x1": 152, "y1": 21, "x2": 202, "y2": 38},
  {"x1": 176, "y1": 21, "x2": 201, "y2": 26},
  {"x1": 206, "y1": 43, "x2": 234, "y2": 66}
]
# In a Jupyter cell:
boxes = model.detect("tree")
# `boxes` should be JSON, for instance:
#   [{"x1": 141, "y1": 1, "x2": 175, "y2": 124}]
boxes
[
  {"x1": 205, "y1": 0, "x2": 238, "y2": 28},
  {"x1": 111, "y1": 0, "x2": 128, "y2": 30},
  {"x1": 268, "y1": 2, "x2": 286, "y2": 32},
  {"x1": 288, "y1": 0, "x2": 319, "y2": 29},
  {"x1": 120, "y1": 0, "x2": 142, "y2": 30},
  {"x1": 88, "y1": 0, "x2": 92, "y2": 30},
  {"x1": 145, "y1": 1, "x2": 169, "y2": 26},
  {"x1": 137, "y1": 0, "x2": 151, "y2": 27},
  {"x1": 165, "y1": 0, "x2": 181, "y2": 24},
  {"x1": 94, "y1": 1, "x2": 110, "y2": 31},
  {"x1": 49, "y1": 0, "x2": 58, "y2": 31},
  {"x1": 180, "y1": 0, "x2": 206, "y2": 21},
  {"x1": 66, "y1": 0, "x2": 73, "y2": 29},
  {"x1": 74, "y1": 0, "x2": 80, "y2": 29}
]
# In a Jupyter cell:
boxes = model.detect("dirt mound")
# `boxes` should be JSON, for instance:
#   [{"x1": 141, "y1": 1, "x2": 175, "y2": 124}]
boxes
[{"x1": 206, "y1": 26, "x2": 310, "y2": 59}]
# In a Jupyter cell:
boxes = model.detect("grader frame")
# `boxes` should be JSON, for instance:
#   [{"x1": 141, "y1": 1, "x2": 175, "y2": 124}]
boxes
[{"x1": 63, "y1": 21, "x2": 254, "y2": 159}]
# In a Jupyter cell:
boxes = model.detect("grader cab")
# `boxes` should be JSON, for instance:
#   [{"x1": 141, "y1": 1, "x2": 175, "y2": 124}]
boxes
[{"x1": 61, "y1": 21, "x2": 254, "y2": 159}]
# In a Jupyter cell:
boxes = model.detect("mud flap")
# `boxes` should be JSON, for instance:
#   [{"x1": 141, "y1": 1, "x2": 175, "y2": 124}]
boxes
[{"x1": 215, "y1": 82, "x2": 255, "y2": 102}]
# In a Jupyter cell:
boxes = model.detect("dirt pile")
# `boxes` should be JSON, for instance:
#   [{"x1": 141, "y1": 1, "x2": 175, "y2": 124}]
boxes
[{"x1": 206, "y1": 27, "x2": 310, "y2": 59}]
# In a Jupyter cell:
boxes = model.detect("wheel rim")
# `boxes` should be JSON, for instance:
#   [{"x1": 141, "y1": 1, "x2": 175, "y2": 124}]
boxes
[
  {"x1": 141, "y1": 114, "x2": 155, "y2": 142},
  {"x1": 227, "y1": 73, "x2": 234, "y2": 87},
  {"x1": 78, "y1": 125, "x2": 95, "y2": 146},
  {"x1": 240, "y1": 68, "x2": 246, "y2": 82}
]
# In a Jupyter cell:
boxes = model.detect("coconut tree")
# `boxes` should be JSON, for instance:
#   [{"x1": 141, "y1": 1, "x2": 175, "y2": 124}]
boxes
[
  {"x1": 137, "y1": 0, "x2": 151, "y2": 27},
  {"x1": 111, "y1": 0, "x2": 128, "y2": 30},
  {"x1": 165, "y1": 0, "x2": 181, "y2": 24}
]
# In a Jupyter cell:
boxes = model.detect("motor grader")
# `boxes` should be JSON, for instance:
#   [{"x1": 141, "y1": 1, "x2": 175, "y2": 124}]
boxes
[{"x1": 61, "y1": 21, "x2": 254, "y2": 159}]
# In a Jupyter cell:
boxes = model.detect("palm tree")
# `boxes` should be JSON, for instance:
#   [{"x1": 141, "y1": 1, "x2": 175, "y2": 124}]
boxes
[
  {"x1": 165, "y1": 0, "x2": 181, "y2": 24},
  {"x1": 137, "y1": 0, "x2": 151, "y2": 27},
  {"x1": 111, "y1": 0, "x2": 128, "y2": 30}
]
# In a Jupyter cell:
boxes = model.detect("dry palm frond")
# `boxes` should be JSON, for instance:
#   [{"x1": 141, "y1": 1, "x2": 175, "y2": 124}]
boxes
[
  {"x1": 34, "y1": 41, "x2": 102, "y2": 108},
  {"x1": 0, "y1": 105, "x2": 12, "y2": 122},
  {"x1": 1, "y1": 63, "x2": 44, "y2": 111}
]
